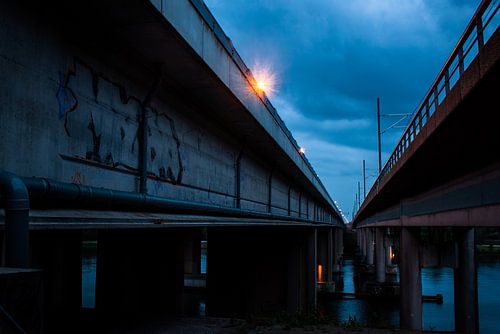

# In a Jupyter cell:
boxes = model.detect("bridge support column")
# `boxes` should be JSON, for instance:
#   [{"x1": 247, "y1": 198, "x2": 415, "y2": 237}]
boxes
[
  {"x1": 333, "y1": 229, "x2": 341, "y2": 273},
  {"x1": 454, "y1": 228, "x2": 479, "y2": 334},
  {"x1": 359, "y1": 229, "x2": 366, "y2": 259},
  {"x1": 399, "y1": 227, "x2": 422, "y2": 330},
  {"x1": 356, "y1": 230, "x2": 360, "y2": 251},
  {"x1": 306, "y1": 228, "x2": 318, "y2": 311},
  {"x1": 375, "y1": 228, "x2": 386, "y2": 283},
  {"x1": 288, "y1": 228, "x2": 316, "y2": 314},
  {"x1": 365, "y1": 228, "x2": 374, "y2": 266},
  {"x1": 95, "y1": 229, "x2": 185, "y2": 317},
  {"x1": 327, "y1": 228, "x2": 334, "y2": 281},
  {"x1": 30, "y1": 230, "x2": 82, "y2": 330},
  {"x1": 337, "y1": 228, "x2": 343, "y2": 269},
  {"x1": 184, "y1": 229, "x2": 202, "y2": 275},
  {"x1": 207, "y1": 227, "x2": 317, "y2": 316},
  {"x1": 317, "y1": 228, "x2": 329, "y2": 283}
]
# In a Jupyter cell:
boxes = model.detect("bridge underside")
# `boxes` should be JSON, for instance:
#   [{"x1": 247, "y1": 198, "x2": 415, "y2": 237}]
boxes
[
  {"x1": 357, "y1": 162, "x2": 500, "y2": 227},
  {"x1": 357, "y1": 28, "x2": 500, "y2": 228},
  {"x1": 0, "y1": 209, "x2": 338, "y2": 229}
]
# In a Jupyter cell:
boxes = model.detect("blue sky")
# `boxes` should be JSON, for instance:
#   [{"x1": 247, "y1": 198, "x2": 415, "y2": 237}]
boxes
[{"x1": 204, "y1": 0, "x2": 481, "y2": 219}]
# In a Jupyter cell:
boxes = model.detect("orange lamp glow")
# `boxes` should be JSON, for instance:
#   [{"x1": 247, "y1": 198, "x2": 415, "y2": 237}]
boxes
[
  {"x1": 390, "y1": 246, "x2": 395, "y2": 263},
  {"x1": 256, "y1": 80, "x2": 267, "y2": 91},
  {"x1": 317, "y1": 264, "x2": 323, "y2": 282},
  {"x1": 251, "y1": 64, "x2": 277, "y2": 96}
]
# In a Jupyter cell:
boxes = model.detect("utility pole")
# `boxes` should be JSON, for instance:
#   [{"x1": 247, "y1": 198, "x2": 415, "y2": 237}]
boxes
[
  {"x1": 362, "y1": 159, "x2": 366, "y2": 198},
  {"x1": 357, "y1": 181, "x2": 361, "y2": 208},
  {"x1": 377, "y1": 97, "x2": 382, "y2": 174}
]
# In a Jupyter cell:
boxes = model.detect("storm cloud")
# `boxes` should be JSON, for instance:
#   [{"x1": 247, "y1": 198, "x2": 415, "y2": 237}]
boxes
[{"x1": 204, "y1": 0, "x2": 481, "y2": 219}]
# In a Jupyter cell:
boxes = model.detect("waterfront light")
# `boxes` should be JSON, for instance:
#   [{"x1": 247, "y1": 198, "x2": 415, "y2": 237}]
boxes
[{"x1": 390, "y1": 246, "x2": 395, "y2": 263}]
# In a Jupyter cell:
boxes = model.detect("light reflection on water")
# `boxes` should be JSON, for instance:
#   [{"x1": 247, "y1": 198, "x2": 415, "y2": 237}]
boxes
[
  {"x1": 82, "y1": 256, "x2": 96, "y2": 308},
  {"x1": 325, "y1": 258, "x2": 500, "y2": 333}
]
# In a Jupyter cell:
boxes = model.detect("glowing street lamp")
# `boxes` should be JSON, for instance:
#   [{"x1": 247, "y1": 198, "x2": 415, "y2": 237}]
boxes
[
  {"x1": 298, "y1": 147, "x2": 305, "y2": 154},
  {"x1": 251, "y1": 63, "x2": 277, "y2": 96},
  {"x1": 256, "y1": 79, "x2": 267, "y2": 91}
]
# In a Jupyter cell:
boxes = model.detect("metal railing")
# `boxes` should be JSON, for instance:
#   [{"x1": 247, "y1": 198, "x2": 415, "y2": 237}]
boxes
[{"x1": 367, "y1": 0, "x2": 499, "y2": 205}]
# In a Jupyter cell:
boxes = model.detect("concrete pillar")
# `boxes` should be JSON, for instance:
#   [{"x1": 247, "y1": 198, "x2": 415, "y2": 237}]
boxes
[
  {"x1": 399, "y1": 227, "x2": 422, "y2": 330},
  {"x1": 184, "y1": 229, "x2": 202, "y2": 275},
  {"x1": 337, "y1": 228, "x2": 343, "y2": 266},
  {"x1": 375, "y1": 228, "x2": 386, "y2": 283},
  {"x1": 306, "y1": 228, "x2": 318, "y2": 312},
  {"x1": 207, "y1": 227, "x2": 317, "y2": 316},
  {"x1": 317, "y1": 229, "x2": 328, "y2": 283},
  {"x1": 30, "y1": 230, "x2": 82, "y2": 331},
  {"x1": 365, "y1": 229, "x2": 374, "y2": 265},
  {"x1": 327, "y1": 228, "x2": 334, "y2": 281},
  {"x1": 95, "y1": 229, "x2": 185, "y2": 317},
  {"x1": 360, "y1": 229, "x2": 366, "y2": 258},
  {"x1": 287, "y1": 233, "x2": 305, "y2": 314},
  {"x1": 454, "y1": 228, "x2": 479, "y2": 334},
  {"x1": 333, "y1": 229, "x2": 340, "y2": 273}
]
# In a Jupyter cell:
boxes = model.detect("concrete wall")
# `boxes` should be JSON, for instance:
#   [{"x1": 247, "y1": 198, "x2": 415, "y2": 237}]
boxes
[
  {"x1": 0, "y1": 2, "x2": 338, "y2": 223},
  {"x1": 150, "y1": 0, "x2": 339, "y2": 214}
]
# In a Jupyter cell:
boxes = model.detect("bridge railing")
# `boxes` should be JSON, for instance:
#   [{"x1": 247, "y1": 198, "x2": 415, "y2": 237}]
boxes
[{"x1": 370, "y1": 0, "x2": 498, "y2": 199}]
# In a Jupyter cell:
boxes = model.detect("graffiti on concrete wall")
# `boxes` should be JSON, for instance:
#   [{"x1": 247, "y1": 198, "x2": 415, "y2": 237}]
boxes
[
  {"x1": 56, "y1": 71, "x2": 78, "y2": 136},
  {"x1": 70, "y1": 170, "x2": 86, "y2": 184},
  {"x1": 57, "y1": 58, "x2": 184, "y2": 186}
]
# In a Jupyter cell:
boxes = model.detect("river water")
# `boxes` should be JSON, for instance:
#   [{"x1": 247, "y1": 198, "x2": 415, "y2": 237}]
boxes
[
  {"x1": 82, "y1": 249, "x2": 500, "y2": 332},
  {"x1": 325, "y1": 258, "x2": 500, "y2": 333}
]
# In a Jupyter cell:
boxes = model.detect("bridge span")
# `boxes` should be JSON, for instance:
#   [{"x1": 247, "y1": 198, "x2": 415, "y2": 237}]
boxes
[
  {"x1": 353, "y1": 0, "x2": 499, "y2": 332},
  {"x1": 0, "y1": 0, "x2": 344, "y2": 332}
]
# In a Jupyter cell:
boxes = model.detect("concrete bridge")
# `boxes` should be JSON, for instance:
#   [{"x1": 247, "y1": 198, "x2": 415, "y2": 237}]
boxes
[
  {"x1": 0, "y1": 0, "x2": 344, "y2": 332},
  {"x1": 353, "y1": 0, "x2": 499, "y2": 332}
]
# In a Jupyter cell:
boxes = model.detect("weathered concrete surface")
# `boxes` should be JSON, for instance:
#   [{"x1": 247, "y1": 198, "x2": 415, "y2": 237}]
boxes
[
  {"x1": 206, "y1": 227, "x2": 321, "y2": 316},
  {"x1": 454, "y1": 228, "x2": 479, "y2": 334},
  {"x1": 365, "y1": 229, "x2": 374, "y2": 266},
  {"x1": 357, "y1": 163, "x2": 500, "y2": 228},
  {"x1": 399, "y1": 228, "x2": 422, "y2": 331},
  {"x1": 375, "y1": 228, "x2": 385, "y2": 283},
  {"x1": 354, "y1": 27, "x2": 500, "y2": 229},
  {"x1": 0, "y1": 1, "x2": 340, "y2": 226},
  {"x1": 151, "y1": 0, "x2": 336, "y2": 211}
]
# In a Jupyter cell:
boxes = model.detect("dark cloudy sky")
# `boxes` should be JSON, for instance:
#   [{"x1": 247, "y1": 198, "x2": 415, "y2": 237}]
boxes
[{"x1": 204, "y1": 0, "x2": 481, "y2": 219}]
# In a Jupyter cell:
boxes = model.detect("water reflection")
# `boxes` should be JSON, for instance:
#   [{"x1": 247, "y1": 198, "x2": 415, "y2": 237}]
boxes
[
  {"x1": 323, "y1": 260, "x2": 400, "y2": 328},
  {"x1": 82, "y1": 240, "x2": 97, "y2": 309},
  {"x1": 80, "y1": 248, "x2": 500, "y2": 332},
  {"x1": 323, "y1": 258, "x2": 500, "y2": 332}
]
